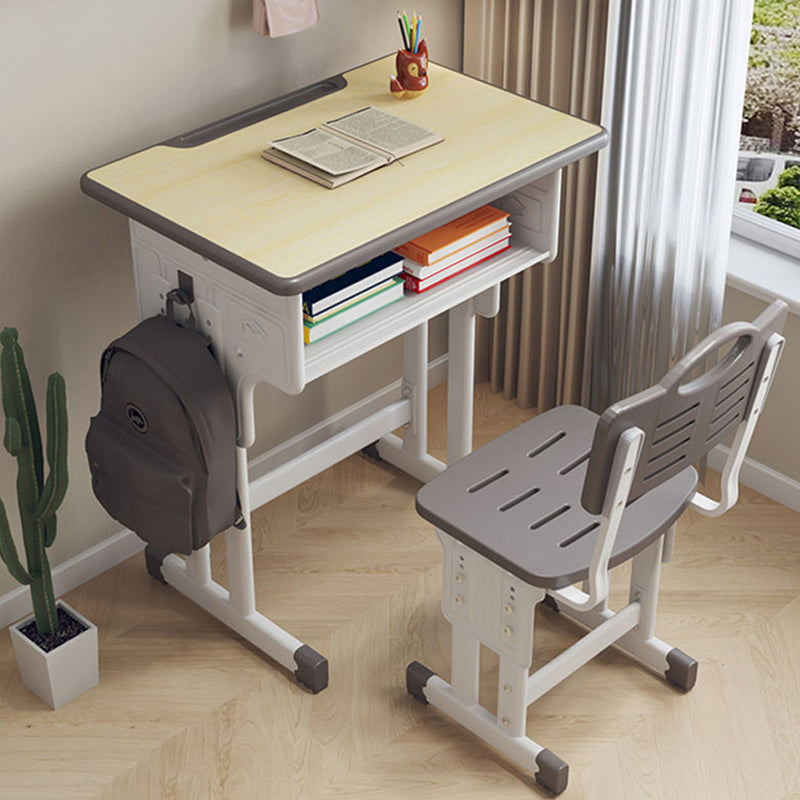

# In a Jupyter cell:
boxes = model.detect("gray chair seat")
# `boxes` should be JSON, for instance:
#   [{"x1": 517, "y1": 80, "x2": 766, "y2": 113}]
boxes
[{"x1": 416, "y1": 405, "x2": 698, "y2": 589}]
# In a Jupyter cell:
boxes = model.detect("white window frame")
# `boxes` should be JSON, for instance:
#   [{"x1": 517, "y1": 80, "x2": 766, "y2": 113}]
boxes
[{"x1": 732, "y1": 207, "x2": 800, "y2": 261}]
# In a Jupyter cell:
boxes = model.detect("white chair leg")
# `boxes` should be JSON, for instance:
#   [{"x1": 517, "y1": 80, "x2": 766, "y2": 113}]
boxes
[
  {"x1": 662, "y1": 522, "x2": 675, "y2": 562},
  {"x1": 407, "y1": 534, "x2": 569, "y2": 794},
  {"x1": 546, "y1": 533, "x2": 697, "y2": 691},
  {"x1": 496, "y1": 657, "x2": 529, "y2": 737},
  {"x1": 450, "y1": 626, "x2": 480, "y2": 706},
  {"x1": 629, "y1": 533, "x2": 664, "y2": 639},
  {"x1": 626, "y1": 532, "x2": 697, "y2": 690}
]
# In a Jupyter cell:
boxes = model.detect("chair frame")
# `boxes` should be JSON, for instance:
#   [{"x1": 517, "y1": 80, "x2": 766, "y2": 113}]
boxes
[{"x1": 407, "y1": 328, "x2": 785, "y2": 795}]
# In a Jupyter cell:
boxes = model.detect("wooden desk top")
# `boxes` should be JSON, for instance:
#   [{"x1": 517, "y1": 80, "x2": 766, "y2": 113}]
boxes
[{"x1": 82, "y1": 56, "x2": 605, "y2": 295}]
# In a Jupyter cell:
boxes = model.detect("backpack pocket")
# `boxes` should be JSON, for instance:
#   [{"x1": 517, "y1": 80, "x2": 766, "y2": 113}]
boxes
[{"x1": 86, "y1": 415, "x2": 196, "y2": 555}]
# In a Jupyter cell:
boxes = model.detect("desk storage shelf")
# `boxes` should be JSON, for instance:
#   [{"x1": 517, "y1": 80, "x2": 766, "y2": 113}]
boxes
[
  {"x1": 130, "y1": 171, "x2": 559, "y2": 400},
  {"x1": 305, "y1": 243, "x2": 548, "y2": 379}
]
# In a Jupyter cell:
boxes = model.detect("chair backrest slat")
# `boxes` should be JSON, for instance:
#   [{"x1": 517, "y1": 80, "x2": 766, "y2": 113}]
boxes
[{"x1": 581, "y1": 301, "x2": 788, "y2": 515}]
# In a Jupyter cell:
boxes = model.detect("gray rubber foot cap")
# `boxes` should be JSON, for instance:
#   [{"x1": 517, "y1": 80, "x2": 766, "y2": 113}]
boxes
[
  {"x1": 406, "y1": 661, "x2": 435, "y2": 704},
  {"x1": 541, "y1": 594, "x2": 560, "y2": 613},
  {"x1": 361, "y1": 441, "x2": 382, "y2": 461},
  {"x1": 665, "y1": 647, "x2": 698, "y2": 692},
  {"x1": 535, "y1": 748, "x2": 569, "y2": 795},
  {"x1": 145, "y1": 546, "x2": 167, "y2": 584},
  {"x1": 294, "y1": 645, "x2": 329, "y2": 693}
]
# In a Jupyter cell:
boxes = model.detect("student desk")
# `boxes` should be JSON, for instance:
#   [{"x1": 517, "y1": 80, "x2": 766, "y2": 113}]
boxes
[{"x1": 82, "y1": 55, "x2": 606, "y2": 693}]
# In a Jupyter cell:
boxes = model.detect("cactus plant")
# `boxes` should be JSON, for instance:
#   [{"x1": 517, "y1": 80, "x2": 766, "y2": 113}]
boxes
[{"x1": 0, "y1": 327, "x2": 68, "y2": 636}]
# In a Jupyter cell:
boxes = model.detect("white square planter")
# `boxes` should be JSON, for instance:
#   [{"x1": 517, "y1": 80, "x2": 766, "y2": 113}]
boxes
[{"x1": 9, "y1": 601, "x2": 98, "y2": 709}]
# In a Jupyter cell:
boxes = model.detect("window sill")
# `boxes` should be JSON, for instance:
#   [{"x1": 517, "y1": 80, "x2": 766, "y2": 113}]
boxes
[{"x1": 727, "y1": 231, "x2": 800, "y2": 315}]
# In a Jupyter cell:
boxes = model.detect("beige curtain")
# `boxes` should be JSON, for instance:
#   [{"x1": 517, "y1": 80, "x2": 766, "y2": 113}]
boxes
[{"x1": 463, "y1": 0, "x2": 608, "y2": 410}]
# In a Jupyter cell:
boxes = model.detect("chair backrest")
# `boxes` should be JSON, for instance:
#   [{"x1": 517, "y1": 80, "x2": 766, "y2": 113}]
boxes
[{"x1": 581, "y1": 300, "x2": 788, "y2": 515}]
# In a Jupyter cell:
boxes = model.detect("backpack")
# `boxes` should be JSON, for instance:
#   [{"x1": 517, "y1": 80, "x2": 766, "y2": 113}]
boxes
[{"x1": 86, "y1": 297, "x2": 238, "y2": 571}]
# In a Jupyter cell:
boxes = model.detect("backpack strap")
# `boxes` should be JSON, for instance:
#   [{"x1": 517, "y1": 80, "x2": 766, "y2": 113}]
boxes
[{"x1": 165, "y1": 288, "x2": 197, "y2": 331}]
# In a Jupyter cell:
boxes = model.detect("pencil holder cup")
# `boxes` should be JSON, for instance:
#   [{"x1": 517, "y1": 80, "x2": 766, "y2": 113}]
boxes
[{"x1": 390, "y1": 40, "x2": 429, "y2": 98}]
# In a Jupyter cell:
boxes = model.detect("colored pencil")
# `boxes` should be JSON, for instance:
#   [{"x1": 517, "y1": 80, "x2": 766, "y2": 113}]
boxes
[
  {"x1": 397, "y1": 14, "x2": 409, "y2": 49},
  {"x1": 402, "y1": 10, "x2": 412, "y2": 48}
]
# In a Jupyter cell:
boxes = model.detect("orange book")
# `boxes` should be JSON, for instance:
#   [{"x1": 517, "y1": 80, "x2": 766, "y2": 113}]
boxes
[
  {"x1": 394, "y1": 205, "x2": 510, "y2": 266},
  {"x1": 403, "y1": 241, "x2": 511, "y2": 293}
]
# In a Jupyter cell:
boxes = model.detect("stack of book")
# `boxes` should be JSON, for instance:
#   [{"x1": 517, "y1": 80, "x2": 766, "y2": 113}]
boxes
[
  {"x1": 394, "y1": 205, "x2": 511, "y2": 293},
  {"x1": 303, "y1": 252, "x2": 405, "y2": 344}
]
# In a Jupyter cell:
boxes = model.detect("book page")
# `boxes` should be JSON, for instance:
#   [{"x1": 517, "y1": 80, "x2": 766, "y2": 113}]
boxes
[
  {"x1": 270, "y1": 129, "x2": 387, "y2": 176},
  {"x1": 324, "y1": 107, "x2": 442, "y2": 159},
  {"x1": 262, "y1": 148, "x2": 381, "y2": 188}
]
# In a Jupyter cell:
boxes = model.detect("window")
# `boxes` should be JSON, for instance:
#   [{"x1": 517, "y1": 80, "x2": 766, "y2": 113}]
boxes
[
  {"x1": 732, "y1": 0, "x2": 800, "y2": 258},
  {"x1": 737, "y1": 156, "x2": 775, "y2": 182}
]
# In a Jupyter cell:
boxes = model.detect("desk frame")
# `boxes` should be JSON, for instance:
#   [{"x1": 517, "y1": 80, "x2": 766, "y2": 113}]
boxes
[
  {"x1": 129, "y1": 169, "x2": 560, "y2": 691},
  {"x1": 82, "y1": 58, "x2": 606, "y2": 694}
]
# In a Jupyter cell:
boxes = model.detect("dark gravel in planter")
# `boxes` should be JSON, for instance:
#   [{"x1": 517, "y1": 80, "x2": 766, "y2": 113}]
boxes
[{"x1": 19, "y1": 607, "x2": 88, "y2": 653}]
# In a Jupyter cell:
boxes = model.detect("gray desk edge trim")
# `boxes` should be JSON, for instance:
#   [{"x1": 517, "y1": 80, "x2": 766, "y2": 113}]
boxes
[
  {"x1": 162, "y1": 75, "x2": 349, "y2": 147},
  {"x1": 80, "y1": 129, "x2": 607, "y2": 297}
]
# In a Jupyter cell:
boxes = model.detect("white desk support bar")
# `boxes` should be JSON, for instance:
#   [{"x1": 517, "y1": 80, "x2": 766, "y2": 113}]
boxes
[
  {"x1": 377, "y1": 323, "x2": 448, "y2": 483},
  {"x1": 198, "y1": 286, "x2": 501, "y2": 690},
  {"x1": 401, "y1": 322, "x2": 430, "y2": 461},
  {"x1": 160, "y1": 446, "x2": 329, "y2": 692},
  {"x1": 379, "y1": 284, "x2": 501, "y2": 476},
  {"x1": 157, "y1": 394, "x2": 415, "y2": 694},
  {"x1": 445, "y1": 287, "x2": 503, "y2": 464},
  {"x1": 249, "y1": 398, "x2": 411, "y2": 509}
]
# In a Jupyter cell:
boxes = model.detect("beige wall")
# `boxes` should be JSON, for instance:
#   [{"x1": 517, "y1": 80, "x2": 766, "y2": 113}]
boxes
[
  {"x1": 0, "y1": 0, "x2": 462, "y2": 598},
  {"x1": 721, "y1": 287, "x2": 800, "y2": 483}
]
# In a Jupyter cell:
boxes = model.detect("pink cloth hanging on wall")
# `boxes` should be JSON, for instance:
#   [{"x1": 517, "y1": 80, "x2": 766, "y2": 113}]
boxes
[{"x1": 252, "y1": 0, "x2": 320, "y2": 37}]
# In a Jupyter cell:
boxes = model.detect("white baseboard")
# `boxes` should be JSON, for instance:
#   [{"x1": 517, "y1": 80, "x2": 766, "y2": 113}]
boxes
[
  {"x1": 0, "y1": 530, "x2": 145, "y2": 630},
  {"x1": 708, "y1": 444, "x2": 800, "y2": 514},
  {"x1": 1, "y1": 356, "x2": 450, "y2": 631}
]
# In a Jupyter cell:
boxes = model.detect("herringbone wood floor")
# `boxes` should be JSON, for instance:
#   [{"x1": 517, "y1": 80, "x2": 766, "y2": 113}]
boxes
[{"x1": 1, "y1": 382, "x2": 799, "y2": 799}]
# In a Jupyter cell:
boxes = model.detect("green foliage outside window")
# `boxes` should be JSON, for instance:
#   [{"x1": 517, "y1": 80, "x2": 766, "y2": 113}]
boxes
[
  {"x1": 754, "y1": 185, "x2": 800, "y2": 229},
  {"x1": 777, "y1": 165, "x2": 800, "y2": 191},
  {"x1": 752, "y1": 0, "x2": 800, "y2": 31}
]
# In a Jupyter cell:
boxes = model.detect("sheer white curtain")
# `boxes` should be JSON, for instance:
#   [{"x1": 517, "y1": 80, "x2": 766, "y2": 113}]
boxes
[{"x1": 586, "y1": 0, "x2": 754, "y2": 409}]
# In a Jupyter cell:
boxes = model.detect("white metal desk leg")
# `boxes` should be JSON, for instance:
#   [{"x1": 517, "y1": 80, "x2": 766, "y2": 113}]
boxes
[
  {"x1": 377, "y1": 322, "x2": 446, "y2": 482},
  {"x1": 402, "y1": 322, "x2": 429, "y2": 461},
  {"x1": 185, "y1": 545, "x2": 212, "y2": 584},
  {"x1": 447, "y1": 300, "x2": 476, "y2": 464},
  {"x1": 225, "y1": 447, "x2": 258, "y2": 617},
  {"x1": 157, "y1": 448, "x2": 329, "y2": 693}
]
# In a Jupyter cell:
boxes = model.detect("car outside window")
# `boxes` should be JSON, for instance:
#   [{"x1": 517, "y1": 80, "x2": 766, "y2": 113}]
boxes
[{"x1": 738, "y1": 157, "x2": 775, "y2": 182}]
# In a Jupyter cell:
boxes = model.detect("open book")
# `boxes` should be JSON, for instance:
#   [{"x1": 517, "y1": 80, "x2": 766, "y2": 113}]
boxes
[{"x1": 261, "y1": 106, "x2": 443, "y2": 188}]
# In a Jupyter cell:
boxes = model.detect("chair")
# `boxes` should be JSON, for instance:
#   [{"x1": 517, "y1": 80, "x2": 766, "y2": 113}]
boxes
[{"x1": 406, "y1": 300, "x2": 787, "y2": 795}]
